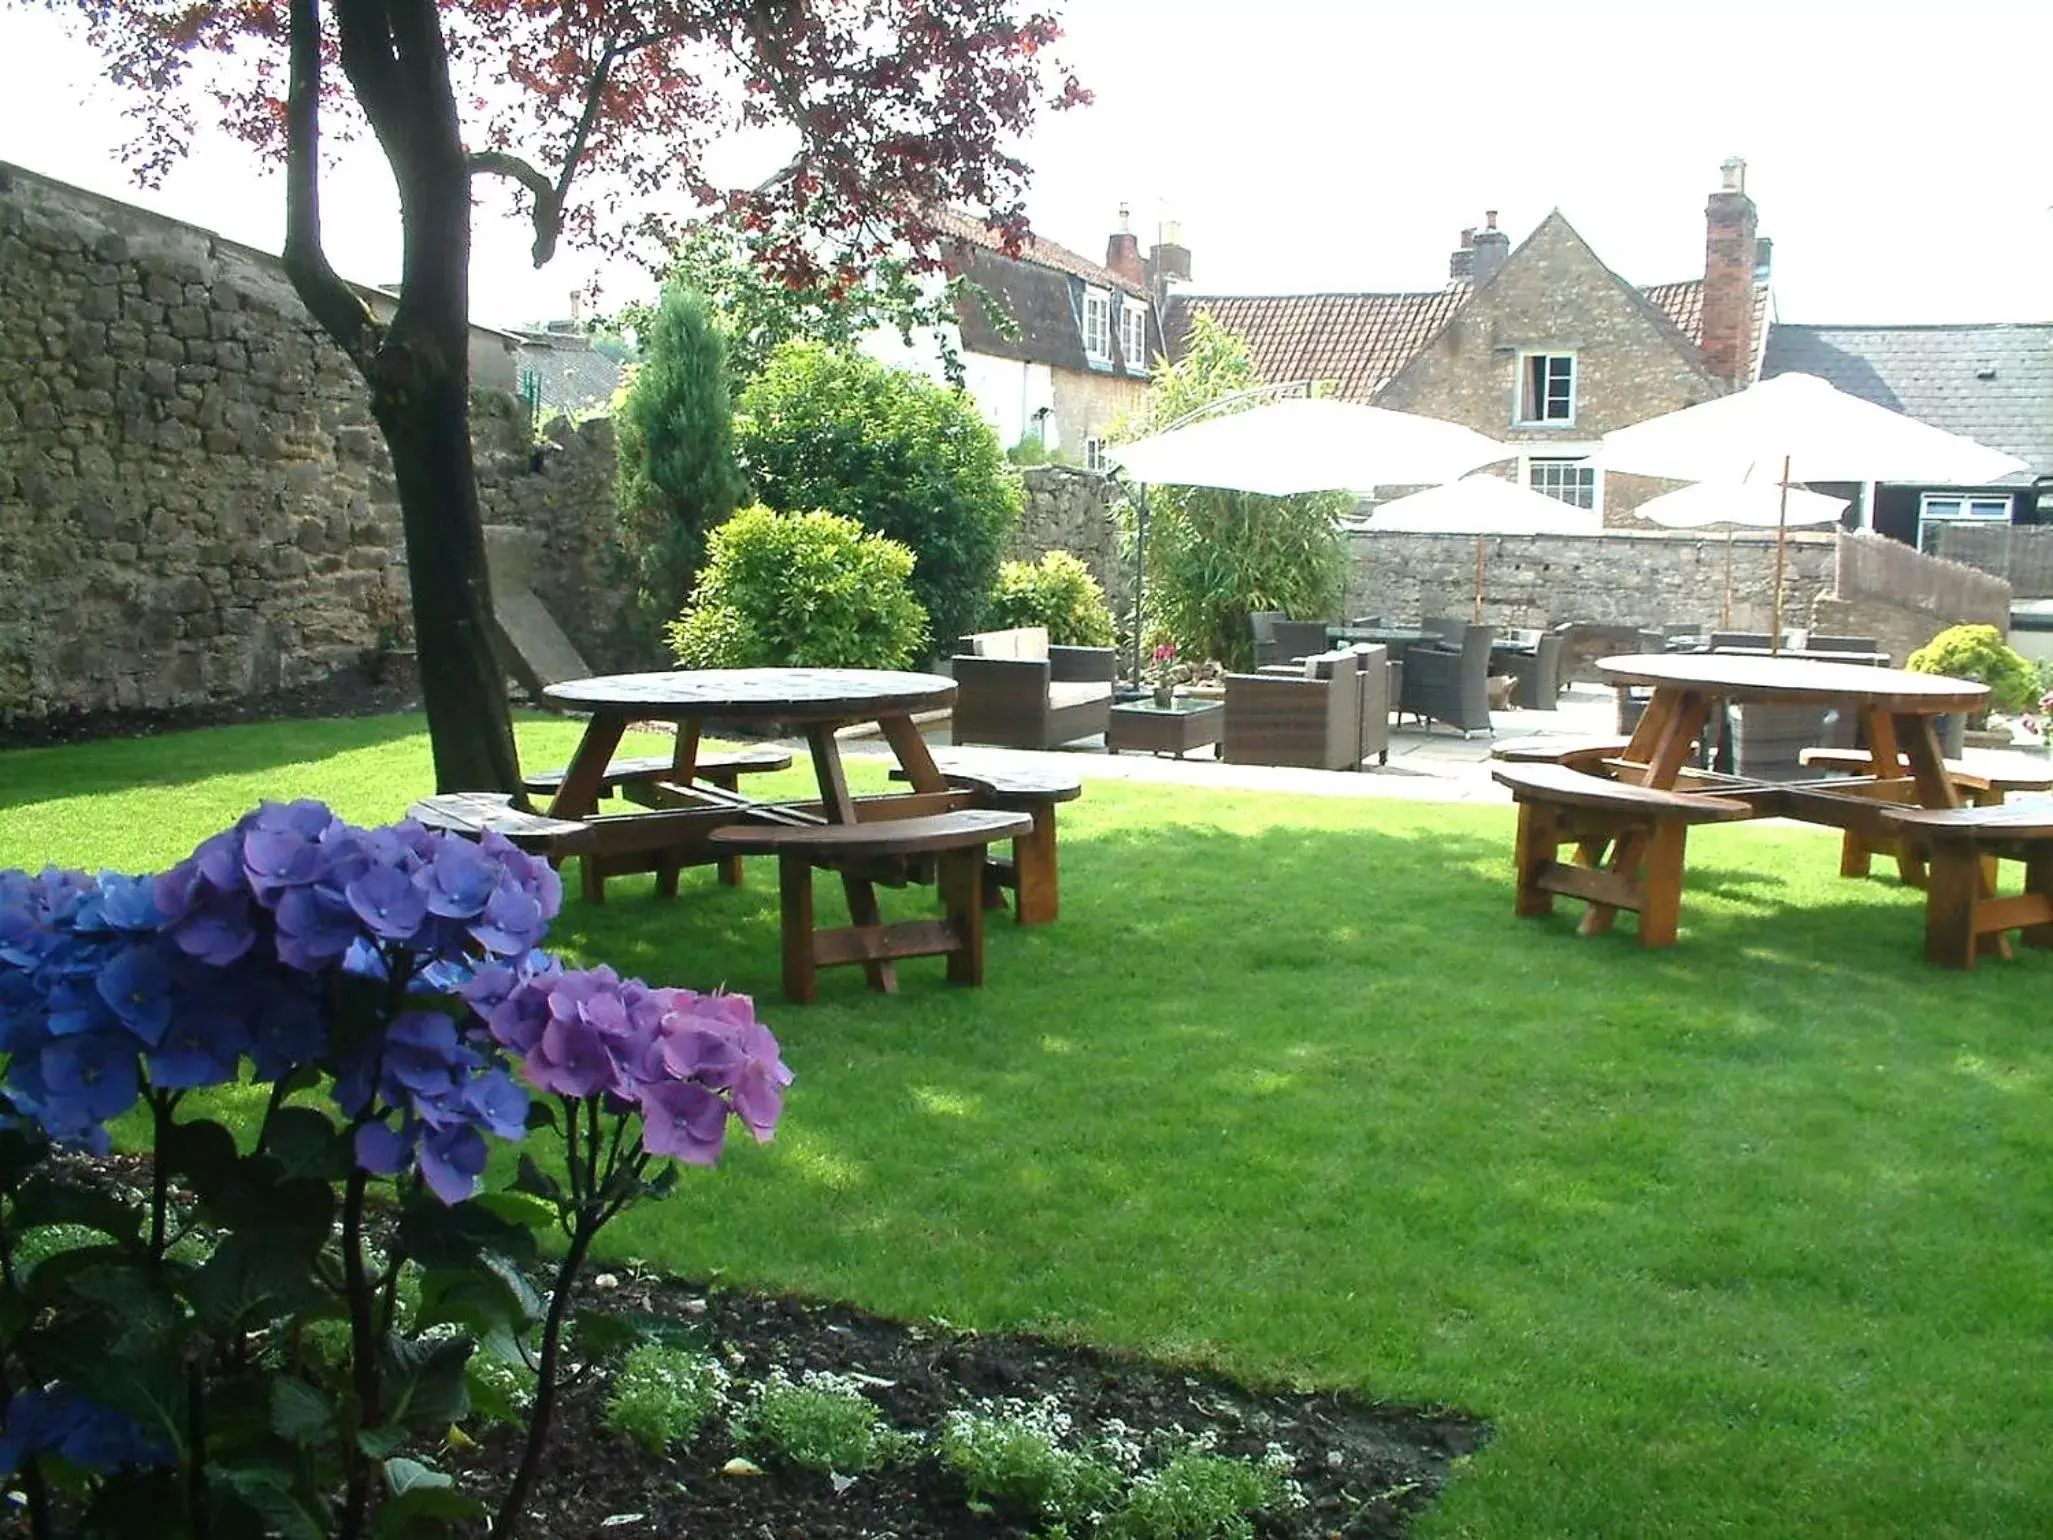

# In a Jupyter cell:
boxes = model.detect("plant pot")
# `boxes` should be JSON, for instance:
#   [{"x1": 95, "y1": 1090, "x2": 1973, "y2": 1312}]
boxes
[{"x1": 1152, "y1": 685, "x2": 1175, "y2": 709}]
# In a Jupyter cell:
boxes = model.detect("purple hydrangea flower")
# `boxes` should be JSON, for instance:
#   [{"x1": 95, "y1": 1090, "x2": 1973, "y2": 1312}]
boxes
[{"x1": 637, "y1": 1079, "x2": 730, "y2": 1165}]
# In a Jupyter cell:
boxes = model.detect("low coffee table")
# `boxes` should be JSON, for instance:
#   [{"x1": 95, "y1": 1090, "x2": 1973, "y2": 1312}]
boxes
[{"x1": 1108, "y1": 697, "x2": 1225, "y2": 758}]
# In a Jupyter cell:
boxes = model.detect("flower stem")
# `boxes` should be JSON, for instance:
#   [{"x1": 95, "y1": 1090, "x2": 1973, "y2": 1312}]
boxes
[
  {"x1": 490, "y1": 1214, "x2": 599, "y2": 1540},
  {"x1": 337, "y1": 1163, "x2": 377, "y2": 1540}
]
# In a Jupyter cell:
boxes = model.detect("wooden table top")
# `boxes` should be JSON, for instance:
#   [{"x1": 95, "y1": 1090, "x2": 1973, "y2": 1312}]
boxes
[
  {"x1": 1597, "y1": 653, "x2": 1987, "y2": 712},
  {"x1": 543, "y1": 668, "x2": 958, "y2": 722}
]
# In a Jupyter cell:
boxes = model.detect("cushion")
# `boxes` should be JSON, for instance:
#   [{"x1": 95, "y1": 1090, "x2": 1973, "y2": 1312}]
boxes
[
  {"x1": 1047, "y1": 680, "x2": 1113, "y2": 711},
  {"x1": 963, "y1": 626, "x2": 1049, "y2": 663}
]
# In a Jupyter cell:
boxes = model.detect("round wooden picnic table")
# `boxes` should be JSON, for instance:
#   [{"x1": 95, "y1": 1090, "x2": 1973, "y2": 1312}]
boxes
[{"x1": 541, "y1": 668, "x2": 958, "y2": 823}]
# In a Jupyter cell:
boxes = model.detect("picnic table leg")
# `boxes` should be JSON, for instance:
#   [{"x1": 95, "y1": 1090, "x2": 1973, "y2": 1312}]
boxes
[
  {"x1": 1857, "y1": 708, "x2": 1927, "y2": 886},
  {"x1": 803, "y1": 722, "x2": 895, "y2": 992},
  {"x1": 877, "y1": 713, "x2": 946, "y2": 793},
  {"x1": 1583, "y1": 691, "x2": 1709, "y2": 936},
  {"x1": 778, "y1": 850, "x2": 819, "y2": 1004},
  {"x1": 1896, "y1": 712, "x2": 2007, "y2": 959},
  {"x1": 1512, "y1": 799, "x2": 1562, "y2": 918},
  {"x1": 553, "y1": 713, "x2": 630, "y2": 905},
  {"x1": 1636, "y1": 819, "x2": 1689, "y2": 949},
  {"x1": 939, "y1": 846, "x2": 987, "y2": 985}
]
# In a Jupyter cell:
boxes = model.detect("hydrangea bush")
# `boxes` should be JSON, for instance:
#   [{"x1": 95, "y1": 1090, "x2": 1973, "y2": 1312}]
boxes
[{"x1": 0, "y1": 801, "x2": 790, "y2": 1540}]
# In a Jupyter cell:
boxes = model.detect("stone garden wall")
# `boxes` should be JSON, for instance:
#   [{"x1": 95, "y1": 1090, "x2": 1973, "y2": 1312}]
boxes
[{"x1": 1010, "y1": 464, "x2": 1128, "y2": 613}]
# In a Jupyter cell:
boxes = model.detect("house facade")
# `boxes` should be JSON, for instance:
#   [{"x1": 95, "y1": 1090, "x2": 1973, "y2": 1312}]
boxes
[
  {"x1": 1163, "y1": 160, "x2": 1773, "y2": 525},
  {"x1": 868, "y1": 207, "x2": 1185, "y2": 469},
  {"x1": 1760, "y1": 322, "x2": 2053, "y2": 549}
]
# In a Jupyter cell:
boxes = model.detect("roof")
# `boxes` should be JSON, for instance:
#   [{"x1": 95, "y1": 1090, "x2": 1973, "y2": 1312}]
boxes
[
  {"x1": 942, "y1": 221, "x2": 1153, "y2": 379},
  {"x1": 1166, "y1": 274, "x2": 1770, "y2": 402},
  {"x1": 513, "y1": 332, "x2": 624, "y2": 415},
  {"x1": 927, "y1": 208, "x2": 1146, "y2": 298},
  {"x1": 1761, "y1": 323, "x2": 2053, "y2": 481}
]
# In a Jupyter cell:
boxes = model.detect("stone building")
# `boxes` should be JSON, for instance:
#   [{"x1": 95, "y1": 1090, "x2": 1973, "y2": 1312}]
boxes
[
  {"x1": 867, "y1": 207, "x2": 1188, "y2": 470},
  {"x1": 1164, "y1": 160, "x2": 1773, "y2": 525}
]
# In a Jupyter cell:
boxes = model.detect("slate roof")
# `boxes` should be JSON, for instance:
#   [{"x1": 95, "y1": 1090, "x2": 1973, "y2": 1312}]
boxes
[
  {"x1": 1166, "y1": 275, "x2": 1770, "y2": 402},
  {"x1": 940, "y1": 215, "x2": 1154, "y2": 379},
  {"x1": 1760, "y1": 323, "x2": 2053, "y2": 483},
  {"x1": 927, "y1": 208, "x2": 1146, "y2": 297},
  {"x1": 513, "y1": 331, "x2": 623, "y2": 414}
]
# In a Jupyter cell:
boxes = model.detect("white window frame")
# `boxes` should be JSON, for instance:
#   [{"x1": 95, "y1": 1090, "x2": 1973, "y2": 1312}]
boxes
[
  {"x1": 1083, "y1": 435, "x2": 1107, "y2": 473},
  {"x1": 1917, "y1": 491, "x2": 2011, "y2": 553},
  {"x1": 1081, "y1": 287, "x2": 1111, "y2": 362},
  {"x1": 1521, "y1": 450, "x2": 1601, "y2": 512},
  {"x1": 1119, "y1": 297, "x2": 1148, "y2": 372},
  {"x1": 1514, "y1": 350, "x2": 1577, "y2": 427}
]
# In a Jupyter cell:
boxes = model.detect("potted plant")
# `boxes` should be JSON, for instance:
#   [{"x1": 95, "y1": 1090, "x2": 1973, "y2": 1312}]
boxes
[{"x1": 1151, "y1": 641, "x2": 1178, "y2": 709}]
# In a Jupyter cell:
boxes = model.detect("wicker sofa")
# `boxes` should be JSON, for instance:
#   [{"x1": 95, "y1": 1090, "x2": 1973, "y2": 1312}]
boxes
[{"x1": 951, "y1": 626, "x2": 1117, "y2": 749}]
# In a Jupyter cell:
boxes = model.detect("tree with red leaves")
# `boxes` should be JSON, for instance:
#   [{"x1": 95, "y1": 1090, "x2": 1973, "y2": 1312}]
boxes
[{"x1": 32, "y1": 0, "x2": 1085, "y2": 793}]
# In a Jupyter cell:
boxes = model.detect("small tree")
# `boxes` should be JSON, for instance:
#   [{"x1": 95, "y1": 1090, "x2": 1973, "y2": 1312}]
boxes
[
  {"x1": 616, "y1": 283, "x2": 744, "y2": 650},
  {"x1": 987, "y1": 552, "x2": 1117, "y2": 647},
  {"x1": 737, "y1": 344, "x2": 1020, "y2": 652},
  {"x1": 667, "y1": 506, "x2": 929, "y2": 671},
  {"x1": 1115, "y1": 316, "x2": 1347, "y2": 670}
]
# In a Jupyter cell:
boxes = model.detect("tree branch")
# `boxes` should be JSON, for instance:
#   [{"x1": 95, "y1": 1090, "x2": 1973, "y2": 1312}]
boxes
[
  {"x1": 467, "y1": 149, "x2": 562, "y2": 267},
  {"x1": 281, "y1": 0, "x2": 380, "y2": 369}
]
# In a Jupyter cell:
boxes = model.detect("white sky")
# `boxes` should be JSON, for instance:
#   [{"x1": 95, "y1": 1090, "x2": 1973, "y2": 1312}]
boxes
[{"x1": 3, "y1": 0, "x2": 2048, "y2": 331}]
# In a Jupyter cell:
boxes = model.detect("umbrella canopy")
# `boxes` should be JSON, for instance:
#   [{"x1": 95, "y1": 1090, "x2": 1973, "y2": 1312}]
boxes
[
  {"x1": 1635, "y1": 480, "x2": 1848, "y2": 530},
  {"x1": 1365, "y1": 475, "x2": 1602, "y2": 535},
  {"x1": 1599, "y1": 373, "x2": 2029, "y2": 485},
  {"x1": 1107, "y1": 397, "x2": 1508, "y2": 496}
]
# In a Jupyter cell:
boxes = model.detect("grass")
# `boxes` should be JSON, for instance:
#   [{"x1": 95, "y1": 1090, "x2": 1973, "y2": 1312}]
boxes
[{"x1": 4, "y1": 714, "x2": 2051, "y2": 1538}]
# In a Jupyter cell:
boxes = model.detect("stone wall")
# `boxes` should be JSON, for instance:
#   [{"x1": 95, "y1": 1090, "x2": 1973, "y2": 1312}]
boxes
[
  {"x1": 0, "y1": 162, "x2": 633, "y2": 736},
  {"x1": 1009, "y1": 464, "x2": 1127, "y2": 612},
  {"x1": 1344, "y1": 528, "x2": 1834, "y2": 634}
]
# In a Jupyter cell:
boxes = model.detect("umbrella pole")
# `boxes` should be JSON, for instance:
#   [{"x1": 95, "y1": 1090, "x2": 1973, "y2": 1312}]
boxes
[
  {"x1": 1473, "y1": 535, "x2": 1484, "y2": 624},
  {"x1": 1722, "y1": 530, "x2": 1734, "y2": 629},
  {"x1": 1770, "y1": 454, "x2": 1791, "y2": 654}
]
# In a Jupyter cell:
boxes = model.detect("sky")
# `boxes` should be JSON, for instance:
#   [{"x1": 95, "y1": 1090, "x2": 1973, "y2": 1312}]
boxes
[{"x1": 2, "y1": 0, "x2": 2048, "y2": 332}]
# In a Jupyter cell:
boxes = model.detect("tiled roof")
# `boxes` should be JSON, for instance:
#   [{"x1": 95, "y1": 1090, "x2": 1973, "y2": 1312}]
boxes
[
  {"x1": 1761, "y1": 322, "x2": 2053, "y2": 482},
  {"x1": 927, "y1": 208, "x2": 1146, "y2": 297},
  {"x1": 513, "y1": 333, "x2": 624, "y2": 414},
  {"x1": 1168, "y1": 276, "x2": 1770, "y2": 401}
]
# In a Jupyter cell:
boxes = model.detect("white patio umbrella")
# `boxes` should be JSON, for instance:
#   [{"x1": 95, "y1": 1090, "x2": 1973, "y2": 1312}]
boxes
[
  {"x1": 1601, "y1": 373, "x2": 2028, "y2": 645},
  {"x1": 1634, "y1": 480, "x2": 1848, "y2": 629},
  {"x1": 1364, "y1": 475, "x2": 1601, "y2": 620},
  {"x1": 1107, "y1": 397, "x2": 1508, "y2": 496}
]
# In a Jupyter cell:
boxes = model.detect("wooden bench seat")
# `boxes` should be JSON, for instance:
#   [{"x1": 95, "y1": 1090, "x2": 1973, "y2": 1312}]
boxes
[
  {"x1": 408, "y1": 792, "x2": 589, "y2": 852},
  {"x1": 1492, "y1": 762, "x2": 1752, "y2": 948},
  {"x1": 1798, "y1": 747, "x2": 2053, "y2": 886},
  {"x1": 711, "y1": 810, "x2": 1033, "y2": 1002},
  {"x1": 1492, "y1": 736, "x2": 1634, "y2": 774},
  {"x1": 1882, "y1": 804, "x2": 2053, "y2": 969},
  {"x1": 887, "y1": 763, "x2": 1082, "y2": 925},
  {"x1": 410, "y1": 792, "x2": 746, "y2": 904},
  {"x1": 523, "y1": 747, "x2": 794, "y2": 800}
]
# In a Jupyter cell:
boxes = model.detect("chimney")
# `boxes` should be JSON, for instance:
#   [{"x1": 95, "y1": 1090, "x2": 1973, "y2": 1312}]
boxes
[
  {"x1": 1448, "y1": 227, "x2": 1477, "y2": 282},
  {"x1": 568, "y1": 290, "x2": 582, "y2": 325},
  {"x1": 1105, "y1": 203, "x2": 1146, "y2": 286},
  {"x1": 1470, "y1": 210, "x2": 1510, "y2": 288},
  {"x1": 1147, "y1": 216, "x2": 1191, "y2": 292},
  {"x1": 1700, "y1": 156, "x2": 1758, "y2": 385}
]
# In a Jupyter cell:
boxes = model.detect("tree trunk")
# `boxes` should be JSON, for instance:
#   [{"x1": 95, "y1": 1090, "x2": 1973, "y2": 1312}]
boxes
[{"x1": 370, "y1": 372, "x2": 525, "y2": 795}]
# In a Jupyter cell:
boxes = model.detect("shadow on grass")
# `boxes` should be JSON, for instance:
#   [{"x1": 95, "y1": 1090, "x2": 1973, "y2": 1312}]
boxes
[{"x1": 0, "y1": 713, "x2": 430, "y2": 813}]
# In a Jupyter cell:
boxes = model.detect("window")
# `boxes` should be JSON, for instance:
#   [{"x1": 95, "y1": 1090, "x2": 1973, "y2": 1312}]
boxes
[
  {"x1": 1515, "y1": 352, "x2": 1576, "y2": 426},
  {"x1": 1917, "y1": 492, "x2": 2011, "y2": 553},
  {"x1": 1083, "y1": 436, "x2": 1107, "y2": 473},
  {"x1": 1119, "y1": 298, "x2": 1148, "y2": 371},
  {"x1": 1082, "y1": 288, "x2": 1111, "y2": 361},
  {"x1": 1527, "y1": 457, "x2": 1597, "y2": 509}
]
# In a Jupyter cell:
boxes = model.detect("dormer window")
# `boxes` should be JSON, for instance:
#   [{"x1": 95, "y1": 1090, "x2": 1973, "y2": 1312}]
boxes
[
  {"x1": 1119, "y1": 298, "x2": 1148, "y2": 372},
  {"x1": 1515, "y1": 351, "x2": 1576, "y2": 426},
  {"x1": 1082, "y1": 287, "x2": 1111, "y2": 362}
]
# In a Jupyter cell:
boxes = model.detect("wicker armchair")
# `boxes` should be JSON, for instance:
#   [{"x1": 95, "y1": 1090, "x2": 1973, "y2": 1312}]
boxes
[
  {"x1": 1497, "y1": 628, "x2": 1565, "y2": 709},
  {"x1": 1224, "y1": 649, "x2": 1365, "y2": 770},
  {"x1": 1401, "y1": 624, "x2": 1495, "y2": 735},
  {"x1": 951, "y1": 626, "x2": 1116, "y2": 749},
  {"x1": 1252, "y1": 617, "x2": 1333, "y2": 668}
]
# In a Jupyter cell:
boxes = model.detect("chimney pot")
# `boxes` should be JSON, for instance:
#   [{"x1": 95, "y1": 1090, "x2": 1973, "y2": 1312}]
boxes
[
  {"x1": 1162, "y1": 217, "x2": 1182, "y2": 246},
  {"x1": 1118, "y1": 201, "x2": 1131, "y2": 234},
  {"x1": 1720, "y1": 156, "x2": 1746, "y2": 193},
  {"x1": 1484, "y1": 209, "x2": 1498, "y2": 231}
]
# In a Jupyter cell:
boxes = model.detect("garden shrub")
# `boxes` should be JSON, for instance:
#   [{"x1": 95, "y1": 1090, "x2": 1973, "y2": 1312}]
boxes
[
  {"x1": 731, "y1": 1368, "x2": 912, "y2": 1473},
  {"x1": 736, "y1": 342, "x2": 1021, "y2": 651},
  {"x1": 937, "y1": 1396, "x2": 1125, "y2": 1525},
  {"x1": 986, "y1": 551, "x2": 1117, "y2": 647},
  {"x1": 1906, "y1": 623, "x2": 2037, "y2": 713},
  {"x1": 665, "y1": 505, "x2": 929, "y2": 669},
  {"x1": 603, "y1": 1343, "x2": 731, "y2": 1456},
  {"x1": 615, "y1": 283, "x2": 745, "y2": 650},
  {"x1": 0, "y1": 804, "x2": 791, "y2": 1539}
]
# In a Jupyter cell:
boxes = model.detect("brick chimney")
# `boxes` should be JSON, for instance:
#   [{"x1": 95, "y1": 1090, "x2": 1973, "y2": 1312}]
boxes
[
  {"x1": 1700, "y1": 157, "x2": 1758, "y2": 385},
  {"x1": 1449, "y1": 227, "x2": 1476, "y2": 282},
  {"x1": 1471, "y1": 210, "x2": 1509, "y2": 288},
  {"x1": 1105, "y1": 203, "x2": 1146, "y2": 286},
  {"x1": 1147, "y1": 216, "x2": 1191, "y2": 291}
]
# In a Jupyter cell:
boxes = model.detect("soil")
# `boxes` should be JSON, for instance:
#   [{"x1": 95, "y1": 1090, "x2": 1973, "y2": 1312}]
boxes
[{"x1": 456, "y1": 1273, "x2": 1489, "y2": 1539}]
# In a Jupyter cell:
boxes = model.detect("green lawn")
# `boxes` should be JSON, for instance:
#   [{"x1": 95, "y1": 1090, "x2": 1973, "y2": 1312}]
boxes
[{"x1": 3, "y1": 715, "x2": 2050, "y2": 1538}]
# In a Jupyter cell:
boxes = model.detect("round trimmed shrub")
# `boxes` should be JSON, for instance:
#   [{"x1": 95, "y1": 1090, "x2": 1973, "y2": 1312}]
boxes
[
  {"x1": 1906, "y1": 623, "x2": 2036, "y2": 713},
  {"x1": 666, "y1": 504, "x2": 929, "y2": 670},
  {"x1": 736, "y1": 342, "x2": 1021, "y2": 651},
  {"x1": 985, "y1": 551, "x2": 1116, "y2": 647}
]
